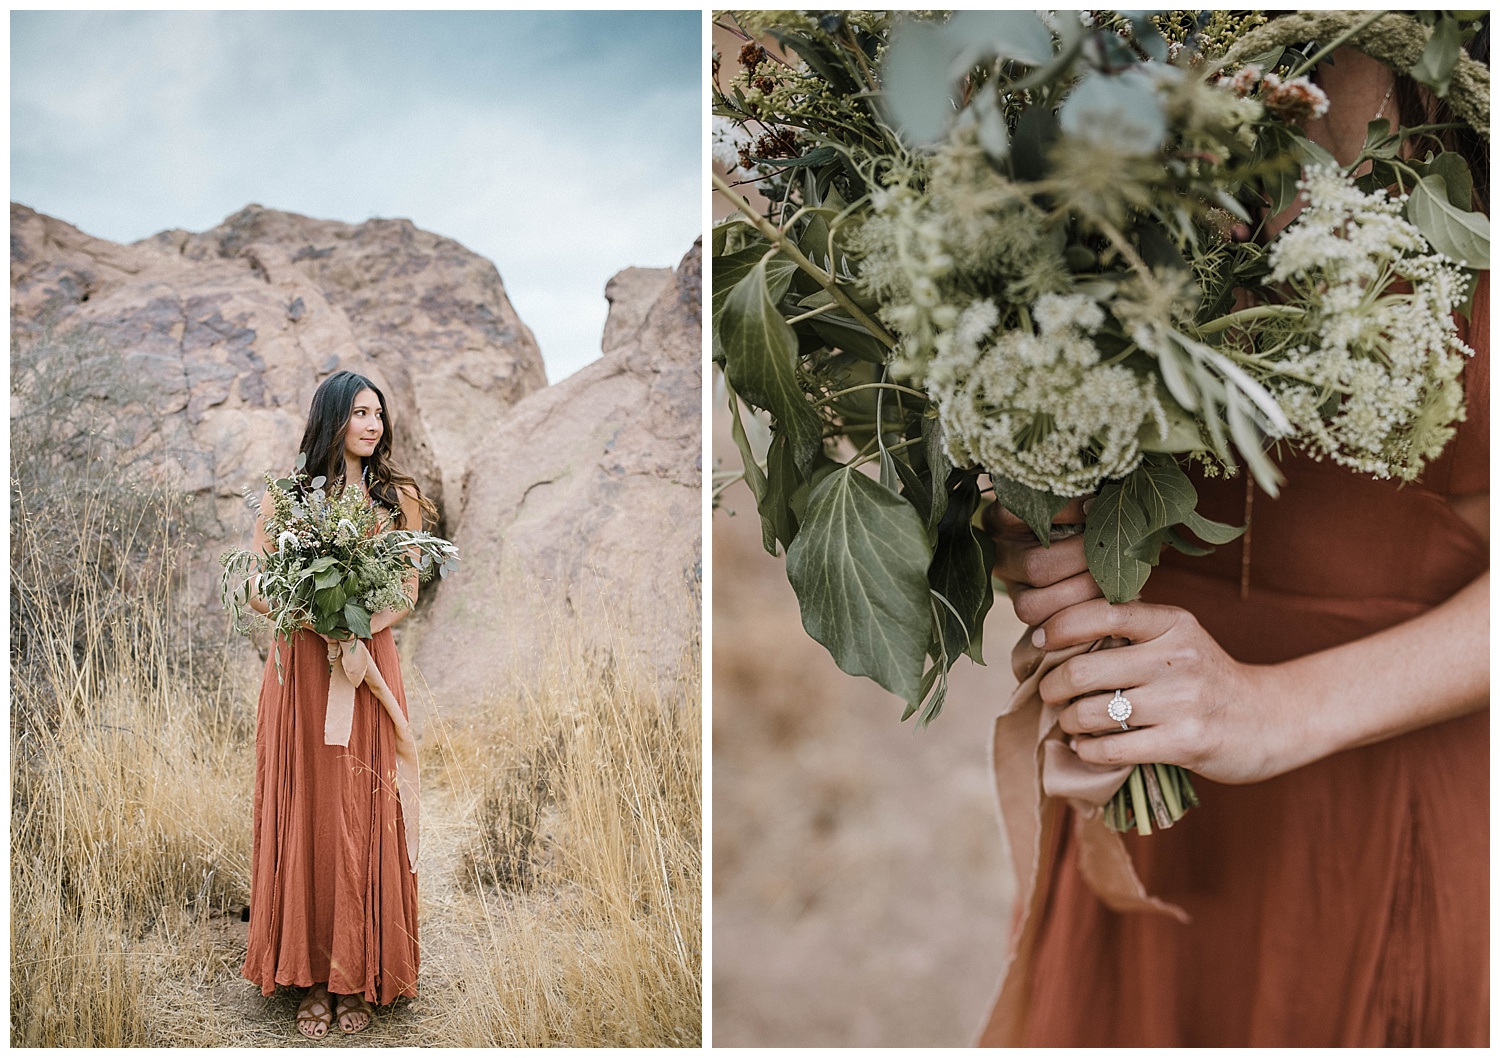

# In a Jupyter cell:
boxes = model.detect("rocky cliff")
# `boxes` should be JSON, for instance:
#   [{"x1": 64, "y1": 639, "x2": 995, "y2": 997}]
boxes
[
  {"x1": 404, "y1": 241, "x2": 702, "y2": 709},
  {"x1": 12, "y1": 202, "x2": 701, "y2": 706}
]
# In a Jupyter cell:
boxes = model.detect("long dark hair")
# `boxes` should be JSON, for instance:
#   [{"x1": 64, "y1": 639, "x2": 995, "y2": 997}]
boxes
[{"x1": 294, "y1": 370, "x2": 438, "y2": 529}]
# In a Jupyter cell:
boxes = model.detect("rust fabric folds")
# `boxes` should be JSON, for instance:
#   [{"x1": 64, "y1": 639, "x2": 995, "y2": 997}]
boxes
[
  {"x1": 980, "y1": 638, "x2": 1189, "y2": 1046},
  {"x1": 243, "y1": 628, "x2": 420, "y2": 1006},
  {"x1": 324, "y1": 637, "x2": 420, "y2": 872},
  {"x1": 977, "y1": 279, "x2": 1489, "y2": 1047}
]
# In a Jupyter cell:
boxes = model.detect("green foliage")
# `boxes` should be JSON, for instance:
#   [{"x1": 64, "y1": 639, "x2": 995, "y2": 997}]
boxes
[
  {"x1": 221, "y1": 469, "x2": 458, "y2": 650},
  {"x1": 713, "y1": 8, "x2": 1483, "y2": 723}
]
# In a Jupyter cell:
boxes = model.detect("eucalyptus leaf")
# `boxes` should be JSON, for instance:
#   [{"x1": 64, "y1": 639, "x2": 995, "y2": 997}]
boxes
[
  {"x1": 786, "y1": 467, "x2": 935, "y2": 704},
  {"x1": 944, "y1": 10, "x2": 1055, "y2": 67},
  {"x1": 883, "y1": 19, "x2": 958, "y2": 147},
  {"x1": 1409, "y1": 12, "x2": 1461, "y2": 97},
  {"x1": 717, "y1": 258, "x2": 826, "y2": 473},
  {"x1": 1060, "y1": 70, "x2": 1166, "y2": 156},
  {"x1": 1406, "y1": 173, "x2": 1489, "y2": 268}
]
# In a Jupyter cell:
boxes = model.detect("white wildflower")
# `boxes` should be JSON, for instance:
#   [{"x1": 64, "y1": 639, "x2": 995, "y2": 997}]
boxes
[
  {"x1": 929, "y1": 298, "x2": 1163, "y2": 495},
  {"x1": 711, "y1": 116, "x2": 752, "y2": 170},
  {"x1": 1264, "y1": 166, "x2": 1473, "y2": 480},
  {"x1": 276, "y1": 530, "x2": 300, "y2": 552}
]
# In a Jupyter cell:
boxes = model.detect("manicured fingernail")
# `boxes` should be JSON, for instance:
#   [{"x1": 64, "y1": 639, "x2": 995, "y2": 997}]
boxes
[
  {"x1": 1032, "y1": 627, "x2": 1046, "y2": 648},
  {"x1": 1082, "y1": 497, "x2": 1096, "y2": 514}
]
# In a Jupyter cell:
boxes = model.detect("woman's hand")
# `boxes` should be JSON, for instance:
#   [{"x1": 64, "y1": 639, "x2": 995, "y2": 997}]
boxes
[
  {"x1": 1033, "y1": 597, "x2": 1319, "y2": 786},
  {"x1": 982, "y1": 497, "x2": 1101, "y2": 679}
]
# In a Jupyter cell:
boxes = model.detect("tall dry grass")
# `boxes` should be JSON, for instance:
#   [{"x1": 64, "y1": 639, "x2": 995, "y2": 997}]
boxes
[
  {"x1": 11, "y1": 327, "x2": 703, "y2": 1047},
  {"x1": 11, "y1": 467, "x2": 253, "y2": 1047},
  {"x1": 422, "y1": 624, "x2": 703, "y2": 1047}
]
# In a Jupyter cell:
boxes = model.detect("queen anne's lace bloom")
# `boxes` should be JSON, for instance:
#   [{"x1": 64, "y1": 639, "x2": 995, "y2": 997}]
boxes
[
  {"x1": 928, "y1": 294, "x2": 1165, "y2": 495},
  {"x1": 1265, "y1": 167, "x2": 1473, "y2": 479}
]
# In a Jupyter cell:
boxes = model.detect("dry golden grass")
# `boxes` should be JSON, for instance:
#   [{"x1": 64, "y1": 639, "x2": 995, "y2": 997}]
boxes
[
  {"x1": 11, "y1": 480, "x2": 702, "y2": 1047},
  {"x1": 421, "y1": 629, "x2": 702, "y2": 1047}
]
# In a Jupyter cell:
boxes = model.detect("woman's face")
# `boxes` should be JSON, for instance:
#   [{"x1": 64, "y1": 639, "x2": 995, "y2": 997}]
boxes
[{"x1": 344, "y1": 388, "x2": 384, "y2": 462}]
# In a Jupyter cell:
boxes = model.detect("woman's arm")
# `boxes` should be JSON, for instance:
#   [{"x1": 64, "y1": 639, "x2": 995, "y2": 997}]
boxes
[
  {"x1": 368, "y1": 486, "x2": 424, "y2": 636},
  {"x1": 1029, "y1": 566, "x2": 1487, "y2": 785},
  {"x1": 248, "y1": 487, "x2": 273, "y2": 616}
]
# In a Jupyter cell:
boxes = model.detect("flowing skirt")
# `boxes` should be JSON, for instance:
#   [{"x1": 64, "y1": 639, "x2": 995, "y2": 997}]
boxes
[{"x1": 242, "y1": 628, "x2": 419, "y2": 1004}]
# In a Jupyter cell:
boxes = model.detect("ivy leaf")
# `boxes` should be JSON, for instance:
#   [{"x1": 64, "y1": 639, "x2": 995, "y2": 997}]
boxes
[
  {"x1": 786, "y1": 467, "x2": 934, "y2": 704},
  {"x1": 929, "y1": 519, "x2": 996, "y2": 666},
  {"x1": 717, "y1": 257, "x2": 826, "y2": 474},
  {"x1": 1183, "y1": 508, "x2": 1246, "y2": 545},
  {"x1": 1406, "y1": 173, "x2": 1489, "y2": 268},
  {"x1": 991, "y1": 475, "x2": 1071, "y2": 545},
  {"x1": 1084, "y1": 476, "x2": 1152, "y2": 604},
  {"x1": 343, "y1": 602, "x2": 372, "y2": 639},
  {"x1": 712, "y1": 246, "x2": 797, "y2": 325},
  {"x1": 762, "y1": 431, "x2": 803, "y2": 554},
  {"x1": 923, "y1": 417, "x2": 953, "y2": 532},
  {"x1": 1122, "y1": 454, "x2": 1197, "y2": 534},
  {"x1": 1416, "y1": 152, "x2": 1474, "y2": 211}
]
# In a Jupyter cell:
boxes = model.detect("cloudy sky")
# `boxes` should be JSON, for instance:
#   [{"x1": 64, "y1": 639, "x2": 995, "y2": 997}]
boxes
[{"x1": 12, "y1": 10, "x2": 702, "y2": 382}]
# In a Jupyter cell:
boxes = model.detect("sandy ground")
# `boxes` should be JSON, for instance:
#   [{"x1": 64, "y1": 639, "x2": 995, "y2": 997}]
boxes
[
  {"x1": 199, "y1": 775, "x2": 492, "y2": 1046},
  {"x1": 711, "y1": 406, "x2": 1029, "y2": 1047}
]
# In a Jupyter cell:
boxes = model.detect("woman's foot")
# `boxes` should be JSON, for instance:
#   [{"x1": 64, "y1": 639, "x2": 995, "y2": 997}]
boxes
[
  {"x1": 334, "y1": 992, "x2": 374, "y2": 1034},
  {"x1": 295, "y1": 984, "x2": 333, "y2": 1039}
]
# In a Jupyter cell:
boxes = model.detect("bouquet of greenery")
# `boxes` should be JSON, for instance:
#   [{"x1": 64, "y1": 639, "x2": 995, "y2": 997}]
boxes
[
  {"x1": 712, "y1": 10, "x2": 1488, "y2": 833},
  {"x1": 221, "y1": 455, "x2": 459, "y2": 652}
]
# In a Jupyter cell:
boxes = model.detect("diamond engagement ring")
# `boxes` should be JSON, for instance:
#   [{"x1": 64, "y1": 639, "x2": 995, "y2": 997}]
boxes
[{"x1": 1107, "y1": 690, "x2": 1133, "y2": 730}]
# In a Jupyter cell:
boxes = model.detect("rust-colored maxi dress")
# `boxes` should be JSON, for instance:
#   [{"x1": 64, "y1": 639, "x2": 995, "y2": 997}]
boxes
[
  {"x1": 983, "y1": 281, "x2": 1488, "y2": 1047},
  {"x1": 242, "y1": 627, "x2": 420, "y2": 1005}
]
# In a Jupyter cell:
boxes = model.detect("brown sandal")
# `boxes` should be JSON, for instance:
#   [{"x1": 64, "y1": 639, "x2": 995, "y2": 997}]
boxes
[
  {"x1": 295, "y1": 984, "x2": 333, "y2": 1039},
  {"x1": 334, "y1": 992, "x2": 374, "y2": 1034}
]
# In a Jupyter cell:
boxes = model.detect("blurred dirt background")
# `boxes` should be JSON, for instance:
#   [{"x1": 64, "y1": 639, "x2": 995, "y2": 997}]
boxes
[{"x1": 711, "y1": 398, "x2": 1028, "y2": 1047}]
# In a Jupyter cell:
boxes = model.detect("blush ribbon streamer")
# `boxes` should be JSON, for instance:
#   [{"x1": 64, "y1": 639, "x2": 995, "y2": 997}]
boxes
[
  {"x1": 324, "y1": 638, "x2": 421, "y2": 873},
  {"x1": 978, "y1": 634, "x2": 1188, "y2": 1046}
]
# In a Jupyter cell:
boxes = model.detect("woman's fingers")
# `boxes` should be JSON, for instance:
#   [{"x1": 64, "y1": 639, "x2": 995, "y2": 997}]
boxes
[
  {"x1": 994, "y1": 532, "x2": 1092, "y2": 589},
  {"x1": 1033, "y1": 597, "x2": 1184, "y2": 652},
  {"x1": 1068, "y1": 727, "x2": 1174, "y2": 769},
  {"x1": 1056, "y1": 689, "x2": 1147, "y2": 736},
  {"x1": 1011, "y1": 569, "x2": 1103, "y2": 628}
]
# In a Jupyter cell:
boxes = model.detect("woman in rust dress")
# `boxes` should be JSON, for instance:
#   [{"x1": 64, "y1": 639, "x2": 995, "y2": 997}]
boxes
[
  {"x1": 980, "y1": 49, "x2": 1488, "y2": 1046},
  {"x1": 242, "y1": 371, "x2": 435, "y2": 1038}
]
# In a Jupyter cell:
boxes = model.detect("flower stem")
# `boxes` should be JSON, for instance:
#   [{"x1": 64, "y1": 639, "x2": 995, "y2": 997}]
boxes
[
  {"x1": 713, "y1": 171, "x2": 898, "y2": 350},
  {"x1": 1128, "y1": 766, "x2": 1153, "y2": 836},
  {"x1": 1285, "y1": 11, "x2": 1392, "y2": 81},
  {"x1": 1192, "y1": 304, "x2": 1307, "y2": 335}
]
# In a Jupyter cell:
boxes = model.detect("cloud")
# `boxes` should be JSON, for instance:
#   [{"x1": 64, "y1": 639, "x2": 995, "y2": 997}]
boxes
[{"x1": 11, "y1": 10, "x2": 702, "y2": 381}]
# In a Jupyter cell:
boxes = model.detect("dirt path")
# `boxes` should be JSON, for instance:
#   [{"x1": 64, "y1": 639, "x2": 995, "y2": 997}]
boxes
[
  {"x1": 711, "y1": 418, "x2": 1025, "y2": 1046},
  {"x1": 202, "y1": 773, "x2": 491, "y2": 1046}
]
